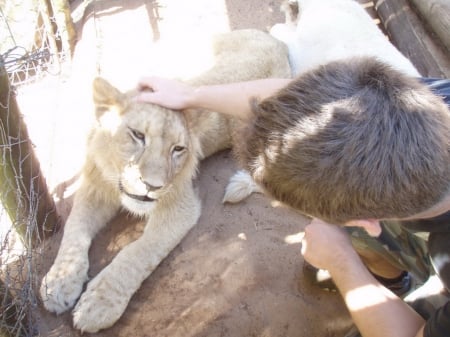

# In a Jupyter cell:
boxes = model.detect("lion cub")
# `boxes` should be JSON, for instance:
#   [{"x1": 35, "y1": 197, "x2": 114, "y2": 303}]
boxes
[{"x1": 40, "y1": 29, "x2": 290, "y2": 333}]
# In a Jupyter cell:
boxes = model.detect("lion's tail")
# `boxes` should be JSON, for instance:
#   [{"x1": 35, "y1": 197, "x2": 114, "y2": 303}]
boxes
[{"x1": 222, "y1": 170, "x2": 263, "y2": 204}]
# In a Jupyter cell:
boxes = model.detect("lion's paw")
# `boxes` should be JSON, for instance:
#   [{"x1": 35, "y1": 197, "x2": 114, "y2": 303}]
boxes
[
  {"x1": 40, "y1": 259, "x2": 89, "y2": 314},
  {"x1": 72, "y1": 272, "x2": 129, "y2": 333}
]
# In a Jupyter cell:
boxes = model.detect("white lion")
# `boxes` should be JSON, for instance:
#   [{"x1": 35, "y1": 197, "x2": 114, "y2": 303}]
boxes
[
  {"x1": 271, "y1": 0, "x2": 420, "y2": 77},
  {"x1": 40, "y1": 29, "x2": 291, "y2": 333}
]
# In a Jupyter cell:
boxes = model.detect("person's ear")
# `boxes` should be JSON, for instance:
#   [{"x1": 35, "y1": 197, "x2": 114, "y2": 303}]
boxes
[{"x1": 345, "y1": 219, "x2": 382, "y2": 237}]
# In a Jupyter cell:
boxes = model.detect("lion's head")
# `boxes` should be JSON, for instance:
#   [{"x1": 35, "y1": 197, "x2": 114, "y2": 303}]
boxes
[{"x1": 87, "y1": 77, "x2": 200, "y2": 216}]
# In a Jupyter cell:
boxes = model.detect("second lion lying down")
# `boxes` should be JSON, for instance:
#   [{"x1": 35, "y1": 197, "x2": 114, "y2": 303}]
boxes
[{"x1": 40, "y1": 29, "x2": 291, "y2": 333}]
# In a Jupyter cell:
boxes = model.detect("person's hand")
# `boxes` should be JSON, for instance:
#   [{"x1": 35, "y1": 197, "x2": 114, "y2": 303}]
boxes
[
  {"x1": 301, "y1": 218, "x2": 357, "y2": 272},
  {"x1": 135, "y1": 77, "x2": 194, "y2": 110}
]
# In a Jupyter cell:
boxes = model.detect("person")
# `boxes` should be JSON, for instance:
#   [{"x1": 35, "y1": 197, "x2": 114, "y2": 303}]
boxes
[{"x1": 135, "y1": 56, "x2": 450, "y2": 337}]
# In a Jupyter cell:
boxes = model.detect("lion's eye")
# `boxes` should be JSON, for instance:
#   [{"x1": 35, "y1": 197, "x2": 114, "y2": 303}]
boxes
[
  {"x1": 129, "y1": 128, "x2": 145, "y2": 143},
  {"x1": 172, "y1": 145, "x2": 185, "y2": 153}
]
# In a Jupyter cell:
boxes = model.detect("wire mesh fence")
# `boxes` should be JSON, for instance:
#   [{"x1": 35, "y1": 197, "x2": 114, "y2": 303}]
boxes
[
  {"x1": 0, "y1": 0, "x2": 73, "y2": 335},
  {"x1": 0, "y1": 0, "x2": 74, "y2": 87},
  {"x1": 0, "y1": 62, "x2": 60, "y2": 337}
]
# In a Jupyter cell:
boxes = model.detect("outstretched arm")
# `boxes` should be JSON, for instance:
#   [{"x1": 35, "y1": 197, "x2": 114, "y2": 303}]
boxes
[
  {"x1": 136, "y1": 77, "x2": 291, "y2": 120},
  {"x1": 302, "y1": 218, "x2": 426, "y2": 337}
]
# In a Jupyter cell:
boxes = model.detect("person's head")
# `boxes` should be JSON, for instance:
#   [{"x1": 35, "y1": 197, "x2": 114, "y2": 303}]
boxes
[{"x1": 234, "y1": 57, "x2": 450, "y2": 224}]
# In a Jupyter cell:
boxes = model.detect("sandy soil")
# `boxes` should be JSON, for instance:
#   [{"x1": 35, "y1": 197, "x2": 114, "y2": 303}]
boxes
[
  {"x1": 37, "y1": 151, "x2": 352, "y2": 337},
  {"x1": 32, "y1": 0, "x2": 353, "y2": 336}
]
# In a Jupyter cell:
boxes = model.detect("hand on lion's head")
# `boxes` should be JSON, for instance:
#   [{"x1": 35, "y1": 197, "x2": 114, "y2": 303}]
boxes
[{"x1": 90, "y1": 77, "x2": 200, "y2": 216}]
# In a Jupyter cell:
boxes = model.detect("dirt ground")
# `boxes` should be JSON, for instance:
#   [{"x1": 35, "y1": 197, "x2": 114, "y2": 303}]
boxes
[
  {"x1": 36, "y1": 151, "x2": 352, "y2": 337},
  {"x1": 31, "y1": 0, "x2": 354, "y2": 336}
]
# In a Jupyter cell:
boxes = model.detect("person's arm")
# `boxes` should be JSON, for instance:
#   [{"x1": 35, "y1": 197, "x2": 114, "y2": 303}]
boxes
[
  {"x1": 301, "y1": 218, "x2": 426, "y2": 337},
  {"x1": 136, "y1": 77, "x2": 291, "y2": 120}
]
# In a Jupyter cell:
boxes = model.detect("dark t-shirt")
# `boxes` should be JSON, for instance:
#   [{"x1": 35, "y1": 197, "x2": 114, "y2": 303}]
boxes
[
  {"x1": 402, "y1": 211, "x2": 450, "y2": 233},
  {"x1": 405, "y1": 78, "x2": 450, "y2": 337},
  {"x1": 421, "y1": 78, "x2": 450, "y2": 106},
  {"x1": 424, "y1": 302, "x2": 450, "y2": 337}
]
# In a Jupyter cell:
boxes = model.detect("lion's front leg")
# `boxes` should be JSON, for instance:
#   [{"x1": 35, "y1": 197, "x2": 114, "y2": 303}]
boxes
[
  {"x1": 40, "y1": 190, "x2": 119, "y2": 314},
  {"x1": 72, "y1": 198, "x2": 201, "y2": 333}
]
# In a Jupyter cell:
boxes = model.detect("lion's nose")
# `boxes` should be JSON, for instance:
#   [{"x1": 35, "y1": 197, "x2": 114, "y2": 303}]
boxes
[{"x1": 140, "y1": 178, "x2": 163, "y2": 192}]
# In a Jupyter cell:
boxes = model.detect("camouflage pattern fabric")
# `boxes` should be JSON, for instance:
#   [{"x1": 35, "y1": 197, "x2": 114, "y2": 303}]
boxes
[
  {"x1": 346, "y1": 223, "x2": 450, "y2": 323},
  {"x1": 346, "y1": 221, "x2": 432, "y2": 283}
]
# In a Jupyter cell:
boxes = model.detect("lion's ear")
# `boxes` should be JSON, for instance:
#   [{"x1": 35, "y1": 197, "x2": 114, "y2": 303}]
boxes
[{"x1": 92, "y1": 77, "x2": 127, "y2": 119}]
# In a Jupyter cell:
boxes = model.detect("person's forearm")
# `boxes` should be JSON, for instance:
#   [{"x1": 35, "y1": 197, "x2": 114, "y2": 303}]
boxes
[
  {"x1": 189, "y1": 78, "x2": 290, "y2": 120},
  {"x1": 329, "y1": 252, "x2": 425, "y2": 337}
]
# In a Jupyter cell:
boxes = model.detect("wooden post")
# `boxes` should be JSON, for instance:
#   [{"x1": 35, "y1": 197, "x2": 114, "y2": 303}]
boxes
[
  {"x1": 409, "y1": 0, "x2": 450, "y2": 53},
  {"x1": 49, "y1": 0, "x2": 77, "y2": 60},
  {"x1": 373, "y1": 0, "x2": 450, "y2": 77},
  {"x1": 0, "y1": 59, "x2": 60, "y2": 246},
  {"x1": 40, "y1": 0, "x2": 61, "y2": 73}
]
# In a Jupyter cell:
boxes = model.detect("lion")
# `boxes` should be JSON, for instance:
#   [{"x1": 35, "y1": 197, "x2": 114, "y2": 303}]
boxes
[
  {"x1": 39, "y1": 29, "x2": 290, "y2": 333},
  {"x1": 270, "y1": 0, "x2": 419, "y2": 77}
]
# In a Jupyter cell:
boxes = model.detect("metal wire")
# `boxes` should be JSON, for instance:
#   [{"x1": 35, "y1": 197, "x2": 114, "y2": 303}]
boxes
[{"x1": 0, "y1": 1, "x2": 66, "y2": 336}]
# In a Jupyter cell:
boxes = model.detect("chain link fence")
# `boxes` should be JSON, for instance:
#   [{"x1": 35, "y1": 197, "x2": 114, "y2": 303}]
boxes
[{"x1": 0, "y1": 0, "x2": 74, "y2": 335}]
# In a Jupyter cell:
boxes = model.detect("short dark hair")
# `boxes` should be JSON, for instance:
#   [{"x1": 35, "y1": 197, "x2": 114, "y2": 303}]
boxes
[{"x1": 235, "y1": 57, "x2": 450, "y2": 223}]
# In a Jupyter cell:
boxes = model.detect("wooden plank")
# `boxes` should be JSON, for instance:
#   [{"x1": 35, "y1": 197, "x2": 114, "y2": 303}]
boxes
[
  {"x1": 409, "y1": 0, "x2": 450, "y2": 53},
  {"x1": 374, "y1": 0, "x2": 450, "y2": 78}
]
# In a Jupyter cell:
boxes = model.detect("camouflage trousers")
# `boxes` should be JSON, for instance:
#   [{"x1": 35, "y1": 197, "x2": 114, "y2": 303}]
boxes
[{"x1": 346, "y1": 222, "x2": 450, "y2": 319}]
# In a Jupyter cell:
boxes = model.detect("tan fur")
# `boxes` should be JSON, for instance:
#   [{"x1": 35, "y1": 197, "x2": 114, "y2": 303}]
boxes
[{"x1": 40, "y1": 29, "x2": 290, "y2": 333}]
